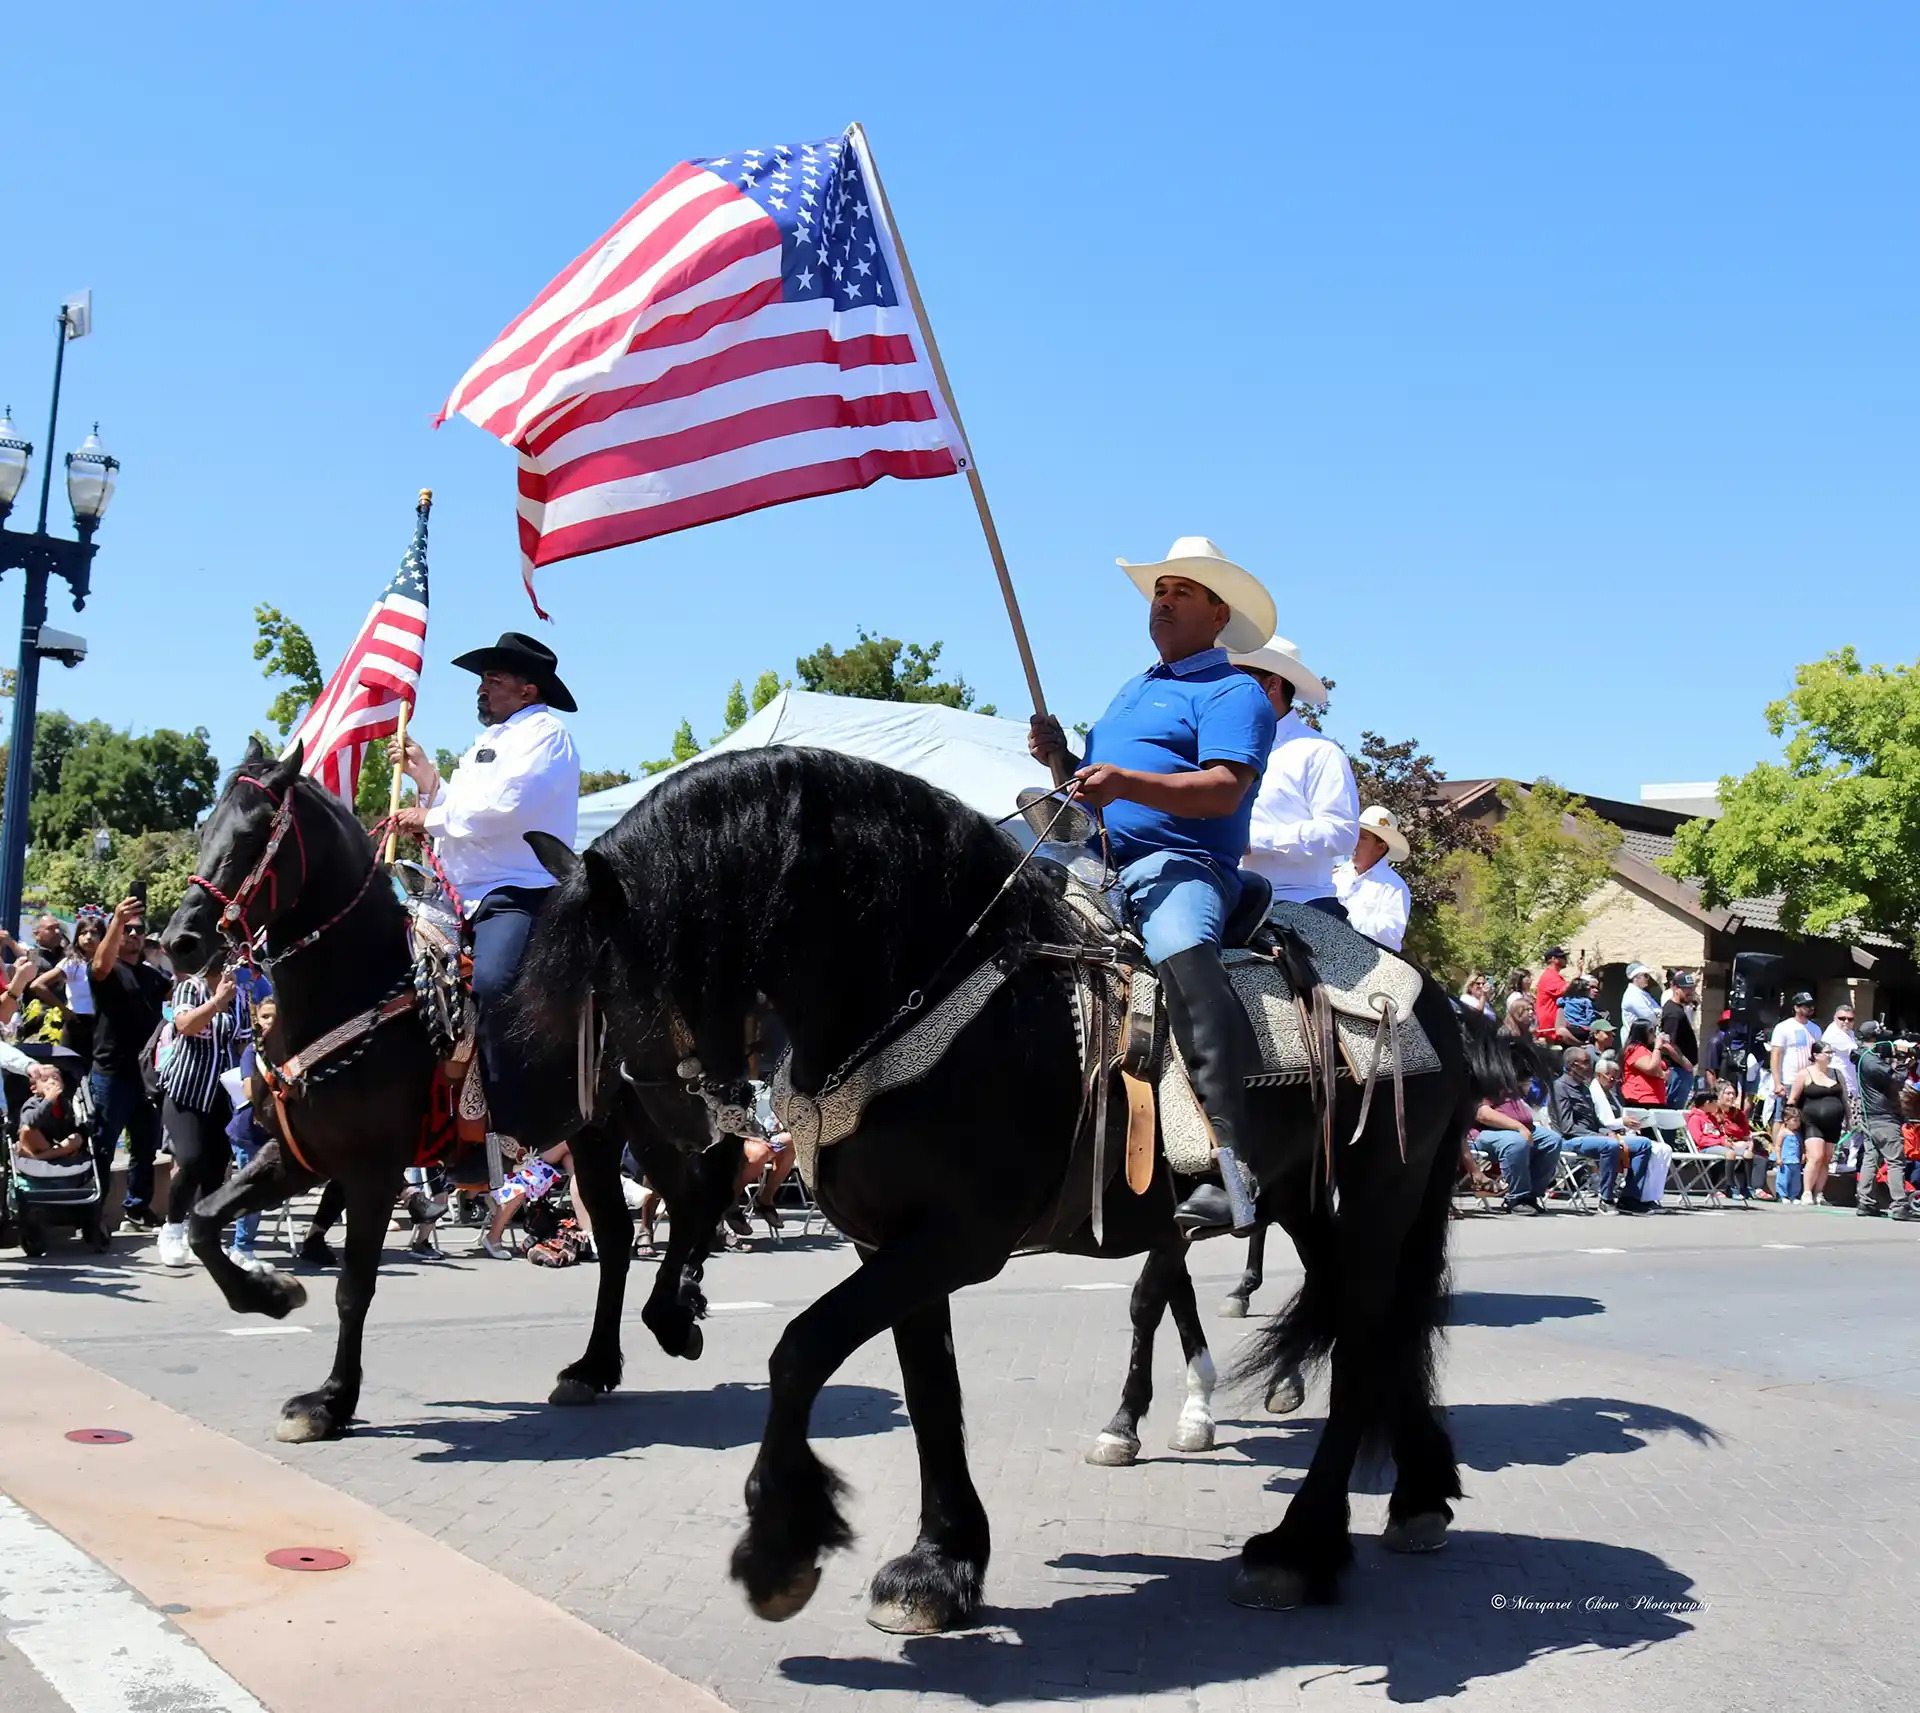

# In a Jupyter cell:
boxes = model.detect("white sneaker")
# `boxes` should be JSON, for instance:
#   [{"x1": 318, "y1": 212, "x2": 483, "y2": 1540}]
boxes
[
  {"x1": 225, "y1": 1244, "x2": 267, "y2": 1274},
  {"x1": 155, "y1": 1224, "x2": 193, "y2": 1268},
  {"x1": 478, "y1": 1234, "x2": 514, "y2": 1260}
]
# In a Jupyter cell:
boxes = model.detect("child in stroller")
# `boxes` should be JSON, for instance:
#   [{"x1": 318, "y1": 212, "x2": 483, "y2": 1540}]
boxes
[{"x1": 6, "y1": 1054, "x2": 108, "y2": 1256}]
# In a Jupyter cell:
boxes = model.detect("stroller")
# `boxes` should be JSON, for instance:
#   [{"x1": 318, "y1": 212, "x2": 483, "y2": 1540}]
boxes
[{"x1": 2, "y1": 1049, "x2": 108, "y2": 1257}]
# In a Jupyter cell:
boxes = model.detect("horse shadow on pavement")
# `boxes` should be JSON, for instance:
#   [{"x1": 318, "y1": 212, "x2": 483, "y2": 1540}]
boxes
[
  {"x1": 357, "y1": 1380, "x2": 906, "y2": 1461},
  {"x1": 780, "y1": 1534, "x2": 1698, "y2": 1704},
  {"x1": 1223, "y1": 1395, "x2": 1717, "y2": 1492},
  {"x1": 1447, "y1": 1290, "x2": 1605, "y2": 1327}
]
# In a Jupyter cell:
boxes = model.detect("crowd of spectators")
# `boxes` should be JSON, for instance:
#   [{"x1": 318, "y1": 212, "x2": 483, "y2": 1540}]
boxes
[{"x1": 1461, "y1": 955, "x2": 1920, "y2": 1220}]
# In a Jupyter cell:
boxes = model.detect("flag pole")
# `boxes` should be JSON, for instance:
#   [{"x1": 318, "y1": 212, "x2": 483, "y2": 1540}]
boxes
[
  {"x1": 851, "y1": 124, "x2": 1068, "y2": 781},
  {"x1": 383, "y1": 487, "x2": 431, "y2": 861}
]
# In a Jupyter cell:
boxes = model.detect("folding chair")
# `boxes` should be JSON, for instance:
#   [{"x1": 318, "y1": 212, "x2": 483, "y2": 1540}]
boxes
[
  {"x1": 1553, "y1": 1147, "x2": 1598, "y2": 1212},
  {"x1": 1641, "y1": 1108, "x2": 1724, "y2": 1209}
]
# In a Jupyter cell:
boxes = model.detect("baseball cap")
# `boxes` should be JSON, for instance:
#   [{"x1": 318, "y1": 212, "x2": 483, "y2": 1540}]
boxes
[
  {"x1": 1626, "y1": 963, "x2": 1651, "y2": 981},
  {"x1": 1792, "y1": 991, "x2": 1815, "y2": 1006},
  {"x1": 1544, "y1": 946, "x2": 1569, "y2": 961},
  {"x1": 1590, "y1": 1015, "x2": 1617, "y2": 1033},
  {"x1": 1857, "y1": 1020, "x2": 1885, "y2": 1043},
  {"x1": 1672, "y1": 970, "x2": 1696, "y2": 989}
]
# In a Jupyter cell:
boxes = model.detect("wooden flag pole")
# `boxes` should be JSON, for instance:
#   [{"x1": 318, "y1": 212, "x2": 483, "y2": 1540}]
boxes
[{"x1": 851, "y1": 125, "x2": 1069, "y2": 783}]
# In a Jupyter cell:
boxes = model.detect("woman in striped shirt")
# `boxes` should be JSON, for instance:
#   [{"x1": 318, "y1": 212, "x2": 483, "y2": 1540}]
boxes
[{"x1": 155, "y1": 965, "x2": 244, "y2": 1269}]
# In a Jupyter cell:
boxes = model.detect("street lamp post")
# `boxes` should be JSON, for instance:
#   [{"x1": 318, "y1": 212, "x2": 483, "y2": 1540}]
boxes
[{"x1": 0, "y1": 299, "x2": 116, "y2": 936}]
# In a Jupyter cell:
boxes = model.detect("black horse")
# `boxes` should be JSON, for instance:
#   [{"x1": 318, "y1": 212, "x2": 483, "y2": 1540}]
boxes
[
  {"x1": 161, "y1": 739, "x2": 737, "y2": 1439},
  {"x1": 512, "y1": 745, "x2": 1485, "y2": 1623}
]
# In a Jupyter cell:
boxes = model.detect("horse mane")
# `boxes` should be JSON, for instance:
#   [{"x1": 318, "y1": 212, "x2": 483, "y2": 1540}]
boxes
[{"x1": 517, "y1": 747, "x2": 1075, "y2": 1069}]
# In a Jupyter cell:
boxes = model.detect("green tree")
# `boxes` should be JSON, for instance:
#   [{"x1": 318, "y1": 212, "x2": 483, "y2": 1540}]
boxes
[
  {"x1": 1346, "y1": 731, "x2": 1492, "y2": 968},
  {"x1": 795, "y1": 631, "x2": 992, "y2": 713},
  {"x1": 354, "y1": 739, "x2": 394, "y2": 827},
  {"x1": 1428, "y1": 780, "x2": 1620, "y2": 983},
  {"x1": 579, "y1": 768, "x2": 635, "y2": 795},
  {"x1": 718, "y1": 680, "x2": 752, "y2": 739},
  {"x1": 29, "y1": 827, "x2": 200, "y2": 924},
  {"x1": 642, "y1": 718, "x2": 702, "y2": 777},
  {"x1": 1665, "y1": 648, "x2": 1920, "y2": 942},
  {"x1": 27, "y1": 719, "x2": 218, "y2": 848},
  {"x1": 750, "y1": 670, "x2": 784, "y2": 714},
  {"x1": 254, "y1": 605, "x2": 325, "y2": 739}
]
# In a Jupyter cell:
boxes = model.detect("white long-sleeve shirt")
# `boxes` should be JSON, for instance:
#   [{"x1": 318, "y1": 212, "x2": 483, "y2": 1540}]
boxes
[
  {"x1": 1334, "y1": 858, "x2": 1410, "y2": 950},
  {"x1": 1241, "y1": 709, "x2": 1359, "y2": 901},
  {"x1": 423, "y1": 705, "x2": 580, "y2": 913}
]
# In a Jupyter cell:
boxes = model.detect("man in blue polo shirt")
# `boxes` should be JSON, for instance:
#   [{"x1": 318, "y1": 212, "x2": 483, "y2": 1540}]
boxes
[{"x1": 1031, "y1": 536, "x2": 1278, "y2": 1230}]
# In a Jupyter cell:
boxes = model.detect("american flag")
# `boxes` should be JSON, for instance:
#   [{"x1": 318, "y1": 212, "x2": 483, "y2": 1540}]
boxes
[
  {"x1": 438, "y1": 125, "x2": 967, "y2": 616},
  {"x1": 288, "y1": 492, "x2": 431, "y2": 802}
]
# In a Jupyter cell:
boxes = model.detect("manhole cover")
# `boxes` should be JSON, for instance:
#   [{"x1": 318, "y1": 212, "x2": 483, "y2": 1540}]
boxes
[
  {"x1": 265, "y1": 1547, "x2": 351, "y2": 1572},
  {"x1": 65, "y1": 1429, "x2": 132, "y2": 1444}
]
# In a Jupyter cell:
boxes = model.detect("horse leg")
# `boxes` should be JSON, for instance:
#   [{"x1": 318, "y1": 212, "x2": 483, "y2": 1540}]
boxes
[
  {"x1": 551, "y1": 1125, "x2": 632, "y2": 1404},
  {"x1": 867, "y1": 1295, "x2": 990, "y2": 1634},
  {"x1": 1217, "y1": 1220, "x2": 1268, "y2": 1318},
  {"x1": 1087, "y1": 1242, "x2": 1177, "y2": 1467},
  {"x1": 641, "y1": 1136, "x2": 741, "y2": 1360},
  {"x1": 731, "y1": 1224, "x2": 981, "y2": 1622},
  {"x1": 276, "y1": 1169, "x2": 398, "y2": 1443},
  {"x1": 187, "y1": 1141, "x2": 312, "y2": 1319},
  {"x1": 1163, "y1": 1243, "x2": 1218, "y2": 1452}
]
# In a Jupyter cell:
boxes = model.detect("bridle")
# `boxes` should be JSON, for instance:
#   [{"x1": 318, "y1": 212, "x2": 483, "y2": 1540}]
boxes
[{"x1": 190, "y1": 775, "x2": 308, "y2": 960}]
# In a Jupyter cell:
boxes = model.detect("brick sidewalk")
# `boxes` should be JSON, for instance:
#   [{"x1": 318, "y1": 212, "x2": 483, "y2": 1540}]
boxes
[{"x1": 3, "y1": 1209, "x2": 1916, "y2": 1711}]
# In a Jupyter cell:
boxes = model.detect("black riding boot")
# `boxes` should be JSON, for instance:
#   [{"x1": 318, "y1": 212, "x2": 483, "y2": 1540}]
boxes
[{"x1": 1161, "y1": 947, "x2": 1263, "y2": 1237}]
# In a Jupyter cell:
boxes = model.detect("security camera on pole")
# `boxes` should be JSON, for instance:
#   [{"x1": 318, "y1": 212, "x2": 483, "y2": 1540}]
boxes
[{"x1": 0, "y1": 291, "x2": 119, "y2": 935}]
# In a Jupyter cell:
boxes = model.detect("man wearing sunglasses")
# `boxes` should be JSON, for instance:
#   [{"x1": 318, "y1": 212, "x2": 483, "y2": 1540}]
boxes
[{"x1": 88, "y1": 895, "x2": 169, "y2": 1232}]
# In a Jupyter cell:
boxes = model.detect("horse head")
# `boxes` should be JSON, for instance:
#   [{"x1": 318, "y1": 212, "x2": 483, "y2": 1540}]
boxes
[{"x1": 163, "y1": 736, "x2": 323, "y2": 973}]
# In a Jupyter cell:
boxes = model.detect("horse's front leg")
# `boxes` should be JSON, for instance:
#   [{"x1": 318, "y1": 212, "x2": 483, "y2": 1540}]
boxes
[
  {"x1": 1217, "y1": 1220, "x2": 1268, "y2": 1318},
  {"x1": 641, "y1": 1134, "x2": 741, "y2": 1361},
  {"x1": 551, "y1": 1124, "x2": 631, "y2": 1404},
  {"x1": 731, "y1": 1221, "x2": 984, "y2": 1622},
  {"x1": 867, "y1": 1294, "x2": 990, "y2": 1633},
  {"x1": 1088, "y1": 1240, "x2": 1178, "y2": 1466},
  {"x1": 277, "y1": 1169, "x2": 399, "y2": 1443},
  {"x1": 187, "y1": 1141, "x2": 312, "y2": 1320}
]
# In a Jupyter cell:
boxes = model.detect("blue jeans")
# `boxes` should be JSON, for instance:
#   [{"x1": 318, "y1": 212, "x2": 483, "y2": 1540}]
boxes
[
  {"x1": 1564, "y1": 1133, "x2": 1653, "y2": 1201},
  {"x1": 1116, "y1": 850, "x2": 1240, "y2": 965},
  {"x1": 230, "y1": 1134, "x2": 262, "y2": 1248},
  {"x1": 470, "y1": 886, "x2": 572, "y2": 1141},
  {"x1": 1478, "y1": 1123, "x2": 1564, "y2": 1204},
  {"x1": 90, "y1": 1070, "x2": 162, "y2": 1214},
  {"x1": 1666, "y1": 1066, "x2": 1694, "y2": 1109}
]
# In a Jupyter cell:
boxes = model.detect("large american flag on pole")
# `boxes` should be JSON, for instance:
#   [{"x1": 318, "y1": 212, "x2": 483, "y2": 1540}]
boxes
[
  {"x1": 288, "y1": 493, "x2": 431, "y2": 802},
  {"x1": 437, "y1": 125, "x2": 968, "y2": 616}
]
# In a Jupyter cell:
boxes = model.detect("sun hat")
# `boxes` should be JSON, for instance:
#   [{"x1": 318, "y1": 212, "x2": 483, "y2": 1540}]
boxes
[
  {"x1": 449, "y1": 631, "x2": 577, "y2": 713},
  {"x1": 1226, "y1": 634, "x2": 1329, "y2": 705},
  {"x1": 1626, "y1": 963, "x2": 1652, "y2": 982},
  {"x1": 1116, "y1": 537, "x2": 1276, "y2": 655},
  {"x1": 1355, "y1": 805, "x2": 1410, "y2": 864}
]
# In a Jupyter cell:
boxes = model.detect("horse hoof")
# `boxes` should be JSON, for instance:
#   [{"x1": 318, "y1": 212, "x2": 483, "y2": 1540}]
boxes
[
  {"x1": 1228, "y1": 1564, "x2": 1307, "y2": 1611},
  {"x1": 1381, "y1": 1512, "x2": 1450, "y2": 1554},
  {"x1": 274, "y1": 1408, "x2": 336, "y2": 1444},
  {"x1": 549, "y1": 1377, "x2": 600, "y2": 1407},
  {"x1": 1168, "y1": 1419, "x2": 1215, "y2": 1454},
  {"x1": 751, "y1": 1563, "x2": 821, "y2": 1622},
  {"x1": 681, "y1": 1323, "x2": 704, "y2": 1361},
  {"x1": 1085, "y1": 1432, "x2": 1139, "y2": 1467},
  {"x1": 868, "y1": 1596, "x2": 957, "y2": 1635},
  {"x1": 1265, "y1": 1372, "x2": 1306, "y2": 1415},
  {"x1": 1216, "y1": 1295, "x2": 1249, "y2": 1319}
]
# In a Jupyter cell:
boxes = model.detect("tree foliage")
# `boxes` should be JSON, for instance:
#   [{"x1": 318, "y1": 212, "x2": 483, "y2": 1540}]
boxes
[
  {"x1": 795, "y1": 632, "x2": 993, "y2": 714},
  {"x1": 641, "y1": 718, "x2": 703, "y2": 777},
  {"x1": 579, "y1": 768, "x2": 635, "y2": 795},
  {"x1": 24, "y1": 713, "x2": 219, "y2": 848},
  {"x1": 1346, "y1": 731, "x2": 1492, "y2": 967},
  {"x1": 254, "y1": 605, "x2": 325, "y2": 739},
  {"x1": 29, "y1": 827, "x2": 200, "y2": 925},
  {"x1": 1664, "y1": 648, "x2": 1920, "y2": 943},
  {"x1": 1428, "y1": 780, "x2": 1620, "y2": 982}
]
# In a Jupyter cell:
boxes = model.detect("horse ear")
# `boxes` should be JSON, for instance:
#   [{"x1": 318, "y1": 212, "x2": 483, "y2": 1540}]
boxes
[
  {"x1": 581, "y1": 846, "x2": 629, "y2": 934},
  {"x1": 242, "y1": 734, "x2": 266, "y2": 768},
  {"x1": 268, "y1": 740, "x2": 304, "y2": 790},
  {"x1": 524, "y1": 831, "x2": 580, "y2": 883}
]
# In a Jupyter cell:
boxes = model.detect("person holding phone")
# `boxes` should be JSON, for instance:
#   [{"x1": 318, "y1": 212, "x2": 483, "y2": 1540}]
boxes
[{"x1": 88, "y1": 896, "x2": 169, "y2": 1231}]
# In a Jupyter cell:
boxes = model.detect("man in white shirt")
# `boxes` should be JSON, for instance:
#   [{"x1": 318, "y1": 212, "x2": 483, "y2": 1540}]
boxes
[
  {"x1": 1767, "y1": 992, "x2": 1823, "y2": 1120},
  {"x1": 1821, "y1": 1000, "x2": 1860, "y2": 1103},
  {"x1": 1228, "y1": 636, "x2": 1358, "y2": 913},
  {"x1": 393, "y1": 631, "x2": 581, "y2": 1145},
  {"x1": 1621, "y1": 964, "x2": 1662, "y2": 1036},
  {"x1": 1332, "y1": 806, "x2": 1412, "y2": 951}
]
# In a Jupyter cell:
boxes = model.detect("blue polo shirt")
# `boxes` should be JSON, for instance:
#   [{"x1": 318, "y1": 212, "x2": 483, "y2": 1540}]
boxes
[{"x1": 1084, "y1": 649, "x2": 1276, "y2": 872}]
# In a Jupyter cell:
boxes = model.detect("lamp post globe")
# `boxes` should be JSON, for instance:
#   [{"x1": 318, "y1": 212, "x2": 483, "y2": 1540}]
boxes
[
  {"x1": 0, "y1": 411, "x2": 31, "y2": 516},
  {"x1": 64, "y1": 424, "x2": 117, "y2": 530}
]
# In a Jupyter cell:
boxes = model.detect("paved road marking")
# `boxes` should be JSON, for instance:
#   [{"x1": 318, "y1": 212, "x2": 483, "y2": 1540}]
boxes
[
  {"x1": 1762, "y1": 1242, "x2": 1805, "y2": 1250},
  {"x1": 0, "y1": 1495, "x2": 265, "y2": 1713},
  {"x1": 1577, "y1": 1247, "x2": 1628, "y2": 1254},
  {"x1": 1063, "y1": 1280, "x2": 1131, "y2": 1291},
  {"x1": 226, "y1": 1325, "x2": 312, "y2": 1338},
  {"x1": 705, "y1": 1300, "x2": 775, "y2": 1313}
]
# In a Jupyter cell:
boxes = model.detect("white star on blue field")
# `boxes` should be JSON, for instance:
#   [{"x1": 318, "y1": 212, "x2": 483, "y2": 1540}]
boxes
[{"x1": 691, "y1": 136, "x2": 899, "y2": 312}]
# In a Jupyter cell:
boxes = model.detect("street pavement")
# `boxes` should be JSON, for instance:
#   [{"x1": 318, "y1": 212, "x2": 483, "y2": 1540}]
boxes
[{"x1": 2, "y1": 1200, "x2": 1917, "y2": 1712}]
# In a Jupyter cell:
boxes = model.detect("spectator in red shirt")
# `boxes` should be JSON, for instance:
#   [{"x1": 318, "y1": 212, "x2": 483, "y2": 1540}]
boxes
[
  {"x1": 1686, "y1": 1082, "x2": 1757, "y2": 1201},
  {"x1": 1533, "y1": 948, "x2": 1570, "y2": 1038}
]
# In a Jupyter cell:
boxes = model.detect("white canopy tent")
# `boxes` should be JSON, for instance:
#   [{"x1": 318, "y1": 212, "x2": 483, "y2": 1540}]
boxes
[{"x1": 574, "y1": 689, "x2": 1055, "y2": 848}]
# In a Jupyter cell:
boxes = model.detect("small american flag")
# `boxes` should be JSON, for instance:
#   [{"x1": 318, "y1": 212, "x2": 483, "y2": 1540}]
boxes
[
  {"x1": 289, "y1": 492, "x2": 431, "y2": 802},
  {"x1": 438, "y1": 125, "x2": 967, "y2": 616}
]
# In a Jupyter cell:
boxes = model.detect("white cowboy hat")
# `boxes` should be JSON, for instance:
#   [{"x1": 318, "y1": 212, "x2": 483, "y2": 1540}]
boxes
[
  {"x1": 1226, "y1": 634, "x2": 1329, "y2": 706},
  {"x1": 1356, "y1": 804, "x2": 1410, "y2": 864},
  {"x1": 1116, "y1": 537, "x2": 1276, "y2": 655}
]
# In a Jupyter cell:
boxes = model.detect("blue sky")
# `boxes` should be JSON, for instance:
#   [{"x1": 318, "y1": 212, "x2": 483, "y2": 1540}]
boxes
[{"x1": 3, "y1": 2, "x2": 1915, "y2": 805}]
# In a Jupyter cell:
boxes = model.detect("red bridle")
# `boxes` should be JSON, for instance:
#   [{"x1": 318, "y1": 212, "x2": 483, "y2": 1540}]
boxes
[{"x1": 189, "y1": 775, "x2": 309, "y2": 960}]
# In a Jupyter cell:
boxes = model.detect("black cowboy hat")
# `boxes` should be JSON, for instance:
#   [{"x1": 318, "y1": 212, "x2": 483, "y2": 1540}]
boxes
[{"x1": 449, "y1": 631, "x2": 577, "y2": 713}]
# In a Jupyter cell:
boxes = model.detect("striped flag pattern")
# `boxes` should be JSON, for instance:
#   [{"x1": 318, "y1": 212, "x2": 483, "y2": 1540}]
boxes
[
  {"x1": 288, "y1": 494, "x2": 431, "y2": 803},
  {"x1": 438, "y1": 125, "x2": 967, "y2": 615}
]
